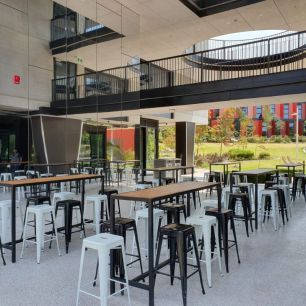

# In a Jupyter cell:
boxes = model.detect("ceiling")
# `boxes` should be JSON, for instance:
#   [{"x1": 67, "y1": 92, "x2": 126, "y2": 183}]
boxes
[{"x1": 55, "y1": 0, "x2": 306, "y2": 71}]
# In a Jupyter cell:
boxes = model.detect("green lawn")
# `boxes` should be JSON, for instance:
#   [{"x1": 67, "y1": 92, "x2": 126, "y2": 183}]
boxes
[{"x1": 196, "y1": 142, "x2": 306, "y2": 171}]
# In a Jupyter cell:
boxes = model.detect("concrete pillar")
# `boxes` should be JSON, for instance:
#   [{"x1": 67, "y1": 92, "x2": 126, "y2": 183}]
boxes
[{"x1": 175, "y1": 122, "x2": 195, "y2": 167}]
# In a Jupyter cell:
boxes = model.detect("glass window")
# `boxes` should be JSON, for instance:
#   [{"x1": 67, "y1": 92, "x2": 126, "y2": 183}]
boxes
[
  {"x1": 256, "y1": 106, "x2": 262, "y2": 119},
  {"x1": 270, "y1": 104, "x2": 275, "y2": 115},
  {"x1": 283, "y1": 104, "x2": 289, "y2": 119},
  {"x1": 289, "y1": 121, "x2": 294, "y2": 136},
  {"x1": 241, "y1": 107, "x2": 248, "y2": 116}
]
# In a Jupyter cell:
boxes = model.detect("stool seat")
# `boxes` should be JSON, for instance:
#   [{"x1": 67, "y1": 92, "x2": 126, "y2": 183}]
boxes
[
  {"x1": 83, "y1": 232, "x2": 124, "y2": 249},
  {"x1": 27, "y1": 204, "x2": 54, "y2": 214},
  {"x1": 56, "y1": 199, "x2": 80, "y2": 206},
  {"x1": 76, "y1": 233, "x2": 131, "y2": 306},
  {"x1": 160, "y1": 223, "x2": 193, "y2": 233},
  {"x1": 161, "y1": 202, "x2": 187, "y2": 224},
  {"x1": 27, "y1": 195, "x2": 50, "y2": 203}
]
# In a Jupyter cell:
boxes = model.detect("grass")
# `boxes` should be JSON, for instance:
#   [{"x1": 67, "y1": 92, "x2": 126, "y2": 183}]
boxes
[{"x1": 195, "y1": 142, "x2": 306, "y2": 171}]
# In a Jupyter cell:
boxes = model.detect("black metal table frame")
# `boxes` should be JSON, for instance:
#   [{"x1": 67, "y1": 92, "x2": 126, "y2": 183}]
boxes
[
  {"x1": 209, "y1": 162, "x2": 241, "y2": 187},
  {"x1": 109, "y1": 181, "x2": 221, "y2": 306},
  {"x1": 229, "y1": 169, "x2": 278, "y2": 229},
  {"x1": 0, "y1": 174, "x2": 101, "y2": 263},
  {"x1": 275, "y1": 162, "x2": 305, "y2": 179},
  {"x1": 142, "y1": 166, "x2": 195, "y2": 186}
]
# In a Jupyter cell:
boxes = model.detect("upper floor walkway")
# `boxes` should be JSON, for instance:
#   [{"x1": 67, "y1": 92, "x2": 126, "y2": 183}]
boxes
[{"x1": 49, "y1": 31, "x2": 306, "y2": 115}]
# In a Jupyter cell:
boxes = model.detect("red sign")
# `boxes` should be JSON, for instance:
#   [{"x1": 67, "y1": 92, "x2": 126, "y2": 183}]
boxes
[{"x1": 13, "y1": 75, "x2": 21, "y2": 84}]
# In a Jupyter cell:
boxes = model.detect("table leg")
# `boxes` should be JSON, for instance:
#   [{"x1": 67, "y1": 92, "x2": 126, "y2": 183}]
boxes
[
  {"x1": 110, "y1": 196, "x2": 115, "y2": 294},
  {"x1": 223, "y1": 165, "x2": 226, "y2": 187},
  {"x1": 255, "y1": 176, "x2": 258, "y2": 230},
  {"x1": 81, "y1": 179, "x2": 85, "y2": 211},
  {"x1": 217, "y1": 183, "x2": 222, "y2": 212},
  {"x1": 148, "y1": 201, "x2": 154, "y2": 306},
  {"x1": 159, "y1": 171, "x2": 162, "y2": 186},
  {"x1": 191, "y1": 167, "x2": 194, "y2": 181},
  {"x1": 11, "y1": 186, "x2": 16, "y2": 263}
]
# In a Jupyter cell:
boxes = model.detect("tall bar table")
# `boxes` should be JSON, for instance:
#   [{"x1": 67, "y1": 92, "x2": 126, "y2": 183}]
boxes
[
  {"x1": 110, "y1": 181, "x2": 221, "y2": 306},
  {"x1": 209, "y1": 161, "x2": 241, "y2": 186},
  {"x1": 0, "y1": 173, "x2": 100, "y2": 263},
  {"x1": 230, "y1": 168, "x2": 277, "y2": 229}
]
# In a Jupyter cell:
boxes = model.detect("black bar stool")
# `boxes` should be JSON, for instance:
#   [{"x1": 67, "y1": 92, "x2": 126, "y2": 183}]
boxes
[
  {"x1": 0, "y1": 237, "x2": 6, "y2": 265},
  {"x1": 94, "y1": 217, "x2": 144, "y2": 286},
  {"x1": 228, "y1": 193, "x2": 253, "y2": 237},
  {"x1": 160, "y1": 202, "x2": 187, "y2": 224},
  {"x1": 155, "y1": 223, "x2": 205, "y2": 306},
  {"x1": 55, "y1": 199, "x2": 86, "y2": 253},
  {"x1": 99, "y1": 176, "x2": 121, "y2": 218},
  {"x1": 205, "y1": 207, "x2": 240, "y2": 273}
]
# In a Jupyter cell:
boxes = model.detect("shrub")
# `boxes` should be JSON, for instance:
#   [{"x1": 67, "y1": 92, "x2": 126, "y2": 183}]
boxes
[
  {"x1": 203, "y1": 153, "x2": 229, "y2": 164},
  {"x1": 258, "y1": 152, "x2": 270, "y2": 160},
  {"x1": 228, "y1": 148, "x2": 254, "y2": 160}
]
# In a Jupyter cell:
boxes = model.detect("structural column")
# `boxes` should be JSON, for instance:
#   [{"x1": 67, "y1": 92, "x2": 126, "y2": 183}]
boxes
[{"x1": 175, "y1": 122, "x2": 195, "y2": 167}]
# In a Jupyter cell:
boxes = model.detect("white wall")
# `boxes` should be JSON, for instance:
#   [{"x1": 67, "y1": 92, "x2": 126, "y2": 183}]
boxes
[{"x1": 0, "y1": 0, "x2": 53, "y2": 111}]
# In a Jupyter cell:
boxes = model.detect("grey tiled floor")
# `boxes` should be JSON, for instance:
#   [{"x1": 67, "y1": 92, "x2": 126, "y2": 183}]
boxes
[{"x1": 0, "y1": 182, "x2": 306, "y2": 306}]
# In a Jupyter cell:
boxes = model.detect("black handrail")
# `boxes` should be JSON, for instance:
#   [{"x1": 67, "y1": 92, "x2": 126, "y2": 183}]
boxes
[{"x1": 52, "y1": 30, "x2": 306, "y2": 101}]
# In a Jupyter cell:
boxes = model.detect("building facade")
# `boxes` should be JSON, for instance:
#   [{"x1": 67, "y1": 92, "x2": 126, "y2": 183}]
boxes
[{"x1": 209, "y1": 103, "x2": 306, "y2": 137}]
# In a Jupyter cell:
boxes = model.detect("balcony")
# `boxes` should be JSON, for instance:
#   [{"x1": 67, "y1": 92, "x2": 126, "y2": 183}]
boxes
[{"x1": 50, "y1": 13, "x2": 123, "y2": 55}]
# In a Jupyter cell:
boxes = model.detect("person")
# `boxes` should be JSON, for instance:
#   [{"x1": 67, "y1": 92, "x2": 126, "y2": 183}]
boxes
[{"x1": 11, "y1": 149, "x2": 22, "y2": 172}]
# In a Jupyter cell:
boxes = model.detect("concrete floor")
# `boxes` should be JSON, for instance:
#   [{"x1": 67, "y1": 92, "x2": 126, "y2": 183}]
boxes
[{"x1": 0, "y1": 181, "x2": 306, "y2": 306}]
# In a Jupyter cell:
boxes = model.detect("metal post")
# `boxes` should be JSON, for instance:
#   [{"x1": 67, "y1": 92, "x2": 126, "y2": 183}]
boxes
[{"x1": 11, "y1": 186, "x2": 16, "y2": 263}]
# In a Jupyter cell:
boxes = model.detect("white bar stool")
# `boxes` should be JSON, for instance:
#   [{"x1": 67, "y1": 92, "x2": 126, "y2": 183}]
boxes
[
  {"x1": 84, "y1": 195, "x2": 108, "y2": 233},
  {"x1": 129, "y1": 184, "x2": 151, "y2": 217},
  {"x1": 186, "y1": 214, "x2": 223, "y2": 287},
  {"x1": 76, "y1": 233, "x2": 131, "y2": 306},
  {"x1": 0, "y1": 173, "x2": 12, "y2": 191},
  {"x1": 0, "y1": 200, "x2": 11, "y2": 244},
  {"x1": 132, "y1": 208, "x2": 164, "y2": 259},
  {"x1": 258, "y1": 189, "x2": 279, "y2": 230},
  {"x1": 20, "y1": 204, "x2": 61, "y2": 263},
  {"x1": 52, "y1": 191, "x2": 75, "y2": 205}
]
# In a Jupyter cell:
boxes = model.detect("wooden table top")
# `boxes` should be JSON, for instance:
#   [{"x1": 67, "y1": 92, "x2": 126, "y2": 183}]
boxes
[
  {"x1": 276, "y1": 163, "x2": 304, "y2": 167},
  {"x1": 145, "y1": 166, "x2": 194, "y2": 172},
  {"x1": 233, "y1": 169, "x2": 276, "y2": 176},
  {"x1": 112, "y1": 181, "x2": 219, "y2": 202},
  {"x1": 210, "y1": 161, "x2": 241, "y2": 166},
  {"x1": 0, "y1": 174, "x2": 100, "y2": 187}
]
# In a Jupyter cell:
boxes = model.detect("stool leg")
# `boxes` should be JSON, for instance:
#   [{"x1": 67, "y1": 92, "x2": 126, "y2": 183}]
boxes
[
  {"x1": 169, "y1": 237, "x2": 176, "y2": 285},
  {"x1": 230, "y1": 215, "x2": 241, "y2": 264},
  {"x1": 176, "y1": 232, "x2": 187, "y2": 306},
  {"x1": 220, "y1": 214, "x2": 229, "y2": 273},
  {"x1": 242, "y1": 198, "x2": 249, "y2": 237},
  {"x1": 154, "y1": 231, "x2": 163, "y2": 286},
  {"x1": 36, "y1": 211, "x2": 43, "y2": 264},
  {"x1": 65, "y1": 205, "x2": 72, "y2": 254},
  {"x1": 120, "y1": 243, "x2": 131, "y2": 306},
  {"x1": 98, "y1": 249, "x2": 109, "y2": 306},
  {"x1": 20, "y1": 211, "x2": 30, "y2": 259},
  {"x1": 51, "y1": 209, "x2": 61, "y2": 256},
  {"x1": 0, "y1": 237, "x2": 6, "y2": 265},
  {"x1": 213, "y1": 223, "x2": 223, "y2": 276},
  {"x1": 78, "y1": 204, "x2": 86, "y2": 238},
  {"x1": 132, "y1": 223, "x2": 145, "y2": 278},
  {"x1": 76, "y1": 244, "x2": 86, "y2": 306},
  {"x1": 202, "y1": 223, "x2": 212, "y2": 287},
  {"x1": 1, "y1": 205, "x2": 11, "y2": 244},
  {"x1": 130, "y1": 216, "x2": 139, "y2": 263},
  {"x1": 94, "y1": 200, "x2": 101, "y2": 233},
  {"x1": 191, "y1": 230, "x2": 205, "y2": 295}
]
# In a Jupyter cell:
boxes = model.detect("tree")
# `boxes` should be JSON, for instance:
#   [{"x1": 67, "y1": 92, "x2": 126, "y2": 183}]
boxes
[{"x1": 211, "y1": 108, "x2": 236, "y2": 155}]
